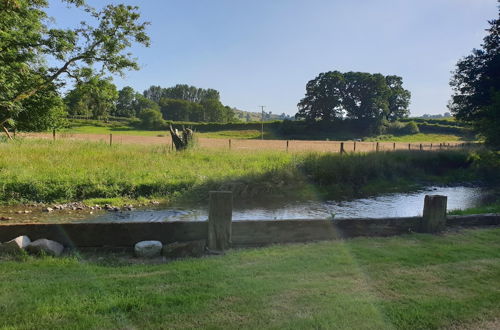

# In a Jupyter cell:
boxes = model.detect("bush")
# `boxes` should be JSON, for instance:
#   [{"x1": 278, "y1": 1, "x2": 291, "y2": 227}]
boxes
[
  {"x1": 138, "y1": 108, "x2": 165, "y2": 130},
  {"x1": 404, "y1": 121, "x2": 420, "y2": 134},
  {"x1": 383, "y1": 121, "x2": 419, "y2": 135}
]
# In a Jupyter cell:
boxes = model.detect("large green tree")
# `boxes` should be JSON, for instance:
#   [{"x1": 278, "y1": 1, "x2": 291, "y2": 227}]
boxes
[
  {"x1": 115, "y1": 86, "x2": 136, "y2": 117},
  {"x1": 0, "y1": 0, "x2": 149, "y2": 138},
  {"x1": 65, "y1": 75, "x2": 118, "y2": 119},
  {"x1": 296, "y1": 71, "x2": 411, "y2": 131},
  {"x1": 449, "y1": 6, "x2": 500, "y2": 147}
]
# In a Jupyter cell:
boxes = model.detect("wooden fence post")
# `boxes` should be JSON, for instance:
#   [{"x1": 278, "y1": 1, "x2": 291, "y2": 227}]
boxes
[
  {"x1": 376, "y1": 142, "x2": 379, "y2": 152},
  {"x1": 430, "y1": 143, "x2": 433, "y2": 150},
  {"x1": 228, "y1": 139, "x2": 231, "y2": 150},
  {"x1": 408, "y1": 143, "x2": 411, "y2": 150},
  {"x1": 52, "y1": 129, "x2": 56, "y2": 141},
  {"x1": 393, "y1": 142, "x2": 396, "y2": 151},
  {"x1": 340, "y1": 142, "x2": 345, "y2": 154},
  {"x1": 208, "y1": 191, "x2": 233, "y2": 252},
  {"x1": 353, "y1": 141, "x2": 356, "y2": 152},
  {"x1": 109, "y1": 134, "x2": 113, "y2": 146},
  {"x1": 286, "y1": 140, "x2": 289, "y2": 152},
  {"x1": 421, "y1": 195, "x2": 447, "y2": 233},
  {"x1": 419, "y1": 143, "x2": 423, "y2": 151}
]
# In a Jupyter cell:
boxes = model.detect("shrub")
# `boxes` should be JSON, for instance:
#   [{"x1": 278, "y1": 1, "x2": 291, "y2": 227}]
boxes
[{"x1": 138, "y1": 108, "x2": 165, "y2": 130}]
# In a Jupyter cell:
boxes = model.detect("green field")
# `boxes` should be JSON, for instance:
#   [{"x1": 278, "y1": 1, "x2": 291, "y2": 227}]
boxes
[
  {"x1": 0, "y1": 139, "x2": 489, "y2": 205},
  {"x1": 1, "y1": 228, "x2": 499, "y2": 329},
  {"x1": 61, "y1": 119, "x2": 471, "y2": 142}
]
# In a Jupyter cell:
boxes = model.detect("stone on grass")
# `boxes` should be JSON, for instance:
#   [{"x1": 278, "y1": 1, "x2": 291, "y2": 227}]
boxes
[
  {"x1": 0, "y1": 235, "x2": 31, "y2": 255},
  {"x1": 26, "y1": 239, "x2": 64, "y2": 256},
  {"x1": 162, "y1": 240, "x2": 206, "y2": 259},
  {"x1": 134, "y1": 240, "x2": 162, "y2": 258}
]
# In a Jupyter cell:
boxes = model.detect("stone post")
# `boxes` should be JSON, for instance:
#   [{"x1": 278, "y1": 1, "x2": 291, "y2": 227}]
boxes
[
  {"x1": 421, "y1": 195, "x2": 447, "y2": 233},
  {"x1": 208, "y1": 191, "x2": 233, "y2": 251}
]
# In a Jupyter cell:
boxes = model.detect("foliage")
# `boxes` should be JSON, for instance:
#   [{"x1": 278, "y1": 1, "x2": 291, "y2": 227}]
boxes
[
  {"x1": 115, "y1": 86, "x2": 136, "y2": 117},
  {"x1": 449, "y1": 6, "x2": 500, "y2": 148},
  {"x1": 137, "y1": 108, "x2": 165, "y2": 130},
  {"x1": 144, "y1": 84, "x2": 220, "y2": 103},
  {"x1": 159, "y1": 98, "x2": 201, "y2": 122},
  {"x1": 296, "y1": 71, "x2": 411, "y2": 132},
  {"x1": 141, "y1": 84, "x2": 235, "y2": 124},
  {"x1": 64, "y1": 74, "x2": 118, "y2": 119},
  {"x1": 0, "y1": 0, "x2": 149, "y2": 134},
  {"x1": 381, "y1": 121, "x2": 419, "y2": 135},
  {"x1": 0, "y1": 229, "x2": 500, "y2": 328},
  {"x1": 15, "y1": 83, "x2": 68, "y2": 130}
]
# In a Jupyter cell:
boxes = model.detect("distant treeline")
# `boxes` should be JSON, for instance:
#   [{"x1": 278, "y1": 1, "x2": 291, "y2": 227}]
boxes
[
  {"x1": 65, "y1": 81, "x2": 241, "y2": 125},
  {"x1": 70, "y1": 116, "x2": 472, "y2": 140}
]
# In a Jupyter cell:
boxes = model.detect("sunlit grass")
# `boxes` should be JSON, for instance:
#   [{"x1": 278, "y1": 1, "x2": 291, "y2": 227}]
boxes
[
  {"x1": 0, "y1": 139, "x2": 480, "y2": 204},
  {"x1": 0, "y1": 228, "x2": 499, "y2": 329}
]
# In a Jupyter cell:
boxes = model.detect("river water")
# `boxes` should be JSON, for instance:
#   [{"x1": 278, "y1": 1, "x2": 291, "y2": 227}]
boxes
[
  {"x1": 0, "y1": 186, "x2": 494, "y2": 224},
  {"x1": 78, "y1": 186, "x2": 493, "y2": 223}
]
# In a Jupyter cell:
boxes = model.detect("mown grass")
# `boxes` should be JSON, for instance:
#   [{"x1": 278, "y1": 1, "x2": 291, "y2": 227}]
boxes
[
  {"x1": 0, "y1": 139, "x2": 485, "y2": 205},
  {"x1": 0, "y1": 228, "x2": 499, "y2": 329}
]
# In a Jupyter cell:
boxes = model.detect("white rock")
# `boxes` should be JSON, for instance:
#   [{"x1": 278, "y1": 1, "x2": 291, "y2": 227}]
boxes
[
  {"x1": 134, "y1": 240, "x2": 162, "y2": 258},
  {"x1": 0, "y1": 235, "x2": 31, "y2": 255},
  {"x1": 26, "y1": 239, "x2": 64, "y2": 256}
]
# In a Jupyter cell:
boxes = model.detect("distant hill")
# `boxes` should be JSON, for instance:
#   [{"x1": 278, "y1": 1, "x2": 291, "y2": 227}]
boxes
[{"x1": 232, "y1": 108, "x2": 292, "y2": 122}]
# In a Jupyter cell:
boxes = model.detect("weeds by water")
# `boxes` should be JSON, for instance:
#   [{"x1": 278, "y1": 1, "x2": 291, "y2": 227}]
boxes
[{"x1": 0, "y1": 139, "x2": 496, "y2": 205}]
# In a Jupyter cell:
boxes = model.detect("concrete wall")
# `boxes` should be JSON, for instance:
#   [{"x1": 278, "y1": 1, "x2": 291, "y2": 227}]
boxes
[{"x1": 0, "y1": 214, "x2": 498, "y2": 248}]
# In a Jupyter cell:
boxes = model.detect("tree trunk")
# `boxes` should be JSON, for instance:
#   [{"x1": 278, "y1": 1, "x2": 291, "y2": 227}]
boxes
[
  {"x1": 169, "y1": 125, "x2": 194, "y2": 151},
  {"x1": 1, "y1": 125, "x2": 13, "y2": 140}
]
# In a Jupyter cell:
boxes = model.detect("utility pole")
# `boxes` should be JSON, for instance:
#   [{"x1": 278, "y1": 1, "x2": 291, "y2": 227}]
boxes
[{"x1": 259, "y1": 105, "x2": 266, "y2": 140}]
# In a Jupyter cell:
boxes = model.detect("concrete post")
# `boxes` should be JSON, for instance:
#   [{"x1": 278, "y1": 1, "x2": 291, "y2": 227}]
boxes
[
  {"x1": 421, "y1": 195, "x2": 447, "y2": 233},
  {"x1": 208, "y1": 191, "x2": 233, "y2": 251}
]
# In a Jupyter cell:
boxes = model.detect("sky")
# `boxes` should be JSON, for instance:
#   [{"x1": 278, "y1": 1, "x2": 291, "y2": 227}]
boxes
[{"x1": 47, "y1": 0, "x2": 498, "y2": 117}]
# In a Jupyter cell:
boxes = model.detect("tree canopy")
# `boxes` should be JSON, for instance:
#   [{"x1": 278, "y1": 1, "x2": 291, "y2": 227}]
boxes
[
  {"x1": 449, "y1": 6, "x2": 500, "y2": 147},
  {"x1": 144, "y1": 84, "x2": 220, "y2": 104},
  {"x1": 296, "y1": 71, "x2": 411, "y2": 131},
  {"x1": 65, "y1": 74, "x2": 118, "y2": 119},
  {"x1": 0, "y1": 0, "x2": 149, "y2": 137}
]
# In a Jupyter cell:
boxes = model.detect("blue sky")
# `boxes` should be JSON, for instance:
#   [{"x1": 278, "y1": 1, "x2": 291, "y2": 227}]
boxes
[{"x1": 48, "y1": 0, "x2": 498, "y2": 116}]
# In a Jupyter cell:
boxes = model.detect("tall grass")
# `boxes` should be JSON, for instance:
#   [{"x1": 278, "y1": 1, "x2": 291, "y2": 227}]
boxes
[{"x1": 0, "y1": 139, "x2": 487, "y2": 204}]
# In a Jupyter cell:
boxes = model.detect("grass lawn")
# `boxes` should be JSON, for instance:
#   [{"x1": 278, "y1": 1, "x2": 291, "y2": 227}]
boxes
[{"x1": 0, "y1": 228, "x2": 499, "y2": 329}]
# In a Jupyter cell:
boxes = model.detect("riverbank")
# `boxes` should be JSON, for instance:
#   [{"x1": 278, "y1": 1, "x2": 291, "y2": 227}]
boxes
[
  {"x1": 0, "y1": 227, "x2": 499, "y2": 329},
  {"x1": 0, "y1": 139, "x2": 496, "y2": 207}
]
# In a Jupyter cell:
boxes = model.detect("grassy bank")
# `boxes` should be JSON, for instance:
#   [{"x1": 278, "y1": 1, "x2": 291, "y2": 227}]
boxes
[
  {"x1": 0, "y1": 228, "x2": 499, "y2": 329},
  {"x1": 0, "y1": 139, "x2": 489, "y2": 205},
  {"x1": 449, "y1": 201, "x2": 500, "y2": 215}
]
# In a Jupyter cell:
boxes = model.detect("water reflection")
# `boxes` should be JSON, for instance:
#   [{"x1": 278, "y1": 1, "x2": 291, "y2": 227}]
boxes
[{"x1": 77, "y1": 186, "x2": 493, "y2": 223}]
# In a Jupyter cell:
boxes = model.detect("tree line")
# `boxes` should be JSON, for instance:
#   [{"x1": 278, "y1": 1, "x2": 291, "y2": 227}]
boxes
[
  {"x1": 1, "y1": 1, "x2": 497, "y2": 146},
  {"x1": 65, "y1": 81, "x2": 236, "y2": 125}
]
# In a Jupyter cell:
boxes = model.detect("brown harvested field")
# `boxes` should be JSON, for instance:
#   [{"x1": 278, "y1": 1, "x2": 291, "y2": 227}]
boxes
[{"x1": 21, "y1": 132, "x2": 466, "y2": 153}]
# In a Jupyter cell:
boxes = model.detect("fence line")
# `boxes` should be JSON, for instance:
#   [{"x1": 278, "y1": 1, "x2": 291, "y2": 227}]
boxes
[{"x1": 19, "y1": 132, "x2": 480, "y2": 153}]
